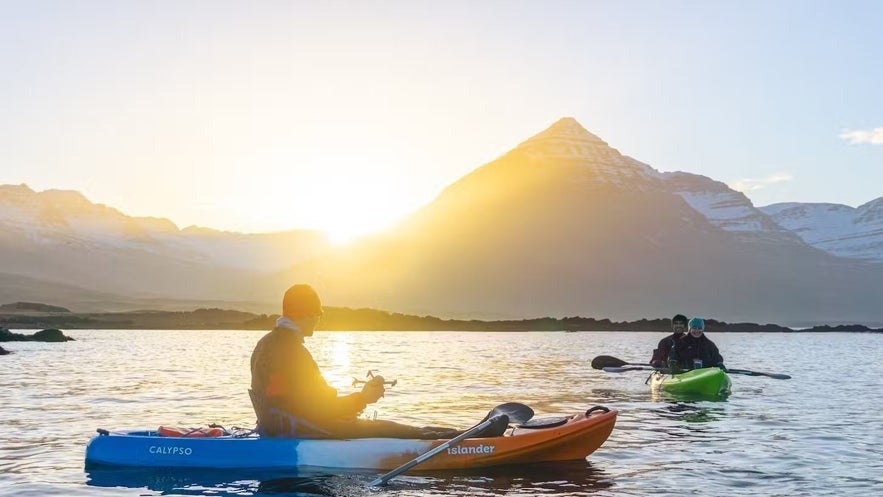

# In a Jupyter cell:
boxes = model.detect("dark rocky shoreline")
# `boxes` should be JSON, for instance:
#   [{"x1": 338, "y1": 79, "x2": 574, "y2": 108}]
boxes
[{"x1": 1, "y1": 305, "x2": 881, "y2": 333}]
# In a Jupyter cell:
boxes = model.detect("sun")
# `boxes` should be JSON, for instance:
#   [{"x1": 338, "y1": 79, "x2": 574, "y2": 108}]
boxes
[
  {"x1": 322, "y1": 222, "x2": 388, "y2": 245},
  {"x1": 313, "y1": 188, "x2": 402, "y2": 244},
  {"x1": 232, "y1": 151, "x2": 418, "y2": 243},
  {"x1": 292, "y1": 170, "x2": 413, "y2": 245}
]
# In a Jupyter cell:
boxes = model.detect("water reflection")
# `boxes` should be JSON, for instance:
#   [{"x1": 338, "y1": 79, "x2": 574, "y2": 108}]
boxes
[
  {"x1": 86, "y1": 467, "x2": 347, "y2": 496},
  {"x1": 85, "y1": 461, "x2": 612, "y2": 496},
  {"x1": 589, "y1": 388, "x2": 650, "y2": 404},
  {"x1": 653, "y1": 403, "x2": 727, "y2": 429},
  {"x1": 412, "y1": 461, "x2": 614, "y2": 495},
  {"x1": 649, "y1": 390, "x2": 730, "y2": 404}
]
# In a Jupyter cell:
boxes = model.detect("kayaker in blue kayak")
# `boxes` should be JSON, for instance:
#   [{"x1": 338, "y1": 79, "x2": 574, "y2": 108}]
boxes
[
  {"x1": 672, "y1": 317, "x2": 725, "y2": 370},
  {"x1": 250, "y1": 284, "x2": 465, "y2": 439},
  {"x1": 649, "y1": 314, "x2": 688, "y2": 367}
]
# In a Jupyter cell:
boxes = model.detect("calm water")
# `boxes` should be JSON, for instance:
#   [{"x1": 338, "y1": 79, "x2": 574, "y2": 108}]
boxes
[{"x1": 1, "y1": 330, "x2": 881, "y2": 496}]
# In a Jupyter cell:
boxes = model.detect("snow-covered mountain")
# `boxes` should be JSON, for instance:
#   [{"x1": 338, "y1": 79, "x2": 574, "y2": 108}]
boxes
[
  {"x1": 276, "y1": 117, "x2": 883, "y2": 325},
  {"x1": 512, "y1": 119, "x2": 804, "y2": 245},
  {"x1": 0, "y1": 184, "x2": 331, "y2": 305},
  {"x1": 0, "y1": 184, "x2": 330, "y2": 271},
  {"x1": 4, "y1": 118, "x2": 883, "y2": 324},
  {"x1": 512, "y1": 117, "x2": 662, "y2": 187},
  {"x1": 760, "y1": 199, "x2": 883, "y2": 262},
  {"x1": 663, "y1": 172, "x2": 805, "y2": 244}
]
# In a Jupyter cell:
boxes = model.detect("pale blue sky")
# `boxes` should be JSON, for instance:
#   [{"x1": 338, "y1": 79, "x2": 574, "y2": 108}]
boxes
[{"x1": 1, "y1": 1, "x2": 881, "y2": 239}]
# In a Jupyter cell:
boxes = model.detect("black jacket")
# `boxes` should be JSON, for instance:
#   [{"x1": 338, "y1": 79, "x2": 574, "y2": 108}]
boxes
[
  {"x1": 250, "y1": 326, "x2": 367, "y2": 436},
  {"x1": 672, "y1": 333, "x2": 724, "y2": 369},
  {"x1": 650, "y1": 333, "x2": 684, "y2": 367}
]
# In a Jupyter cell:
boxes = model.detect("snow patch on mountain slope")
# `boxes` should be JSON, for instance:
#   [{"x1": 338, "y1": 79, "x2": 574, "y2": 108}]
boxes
[
  {"x1": 761, "y1": 200, "x2": 883, "y2": 262},
  {"x1": 0, "y1": 184, "x2": 330, "y2": 271},
  {"x1": 662, "y1": 172, "x2": 799, "y2": 241}
]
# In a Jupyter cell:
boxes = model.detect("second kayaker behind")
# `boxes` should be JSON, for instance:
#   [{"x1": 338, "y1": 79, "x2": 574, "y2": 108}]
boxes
[
  {"x1": 250, "y1": 283, "x2": 505, "y2": 440},
  {"x1": 649, "y1": 314, "x2": 688, "y2": 367},
  {"x1": 672, "y1": 317, "x2": 725, "y2": 370}
]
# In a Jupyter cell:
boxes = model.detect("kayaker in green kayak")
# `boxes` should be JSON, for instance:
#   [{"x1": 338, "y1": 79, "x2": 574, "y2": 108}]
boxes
[
  {"x1": 250, "y1": 284, "x2": 466, "y2": 440},
  {"x1": 671, "y1": 317, "x2": 725, "y2": 370},
  {"x1": 649, "y1": 314, "x2": 688, "y2": 367}
]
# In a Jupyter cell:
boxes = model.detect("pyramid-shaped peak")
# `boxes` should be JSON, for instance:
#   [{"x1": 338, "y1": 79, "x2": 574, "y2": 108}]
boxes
[
  {"x1": 522, "y1": 117, "x2": 607, "y2": 147},
  {"x1": 478, "y1": 116, "x2": 663, "y2": 188},
  {"x1": 509, "y1": 116, "x2": 635, "y2": 166}
]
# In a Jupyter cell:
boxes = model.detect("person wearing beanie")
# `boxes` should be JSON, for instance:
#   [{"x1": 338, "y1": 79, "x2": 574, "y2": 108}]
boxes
[
  {"x1": 671, "y1": 317, "x2": 725, "y2": 370},
  {"x1": 649, "y1": 314, "x2": 689, "y2": 367},
  {"x1": 250, "y1": 284, "x2": 463, "y2": 439}
]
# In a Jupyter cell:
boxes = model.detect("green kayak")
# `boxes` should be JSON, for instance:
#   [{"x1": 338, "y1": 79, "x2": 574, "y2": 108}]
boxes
[{"x1": 649, "y1": 367, "x2": 731, "y2": 396}]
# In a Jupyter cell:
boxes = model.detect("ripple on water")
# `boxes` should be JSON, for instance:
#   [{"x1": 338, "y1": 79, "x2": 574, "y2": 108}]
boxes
[{"x1": 0, "y1": 330, "x2": 881, "y2": 497}]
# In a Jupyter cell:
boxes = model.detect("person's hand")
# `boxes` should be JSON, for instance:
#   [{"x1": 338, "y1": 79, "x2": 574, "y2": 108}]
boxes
[{"x1": 360, "y1": 375, "x2": 386, "y2": 404}]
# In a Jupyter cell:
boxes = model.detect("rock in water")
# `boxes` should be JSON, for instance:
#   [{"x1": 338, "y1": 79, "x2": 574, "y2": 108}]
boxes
[
  {"x1": 0, "y1": 328, "x2": 74, "y2": 342},
  {"x1": 32, "y1": 329, "x2": 75, "y2": 342}
]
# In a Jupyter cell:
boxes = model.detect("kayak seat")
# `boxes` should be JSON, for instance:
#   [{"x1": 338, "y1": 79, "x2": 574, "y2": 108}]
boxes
[
  {"x1": 518, "y1": 416, "x2": 569, "y2": 429},
  {"x1": 158, "y1": 426, "x2": 226, "y2": 437},
  {"x1": 248, "y1": 389, "x2": 330, "y2": 439}
]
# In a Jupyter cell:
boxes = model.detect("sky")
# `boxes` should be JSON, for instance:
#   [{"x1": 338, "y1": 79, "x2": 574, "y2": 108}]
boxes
[{"x1": 1, "y1": 0, "x2": 881, "y2": 241}]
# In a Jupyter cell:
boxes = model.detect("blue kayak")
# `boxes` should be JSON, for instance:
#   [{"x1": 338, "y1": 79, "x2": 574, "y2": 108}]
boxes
[{"x1": 85, "y1": 407, "x2": 618, "y2": 470}]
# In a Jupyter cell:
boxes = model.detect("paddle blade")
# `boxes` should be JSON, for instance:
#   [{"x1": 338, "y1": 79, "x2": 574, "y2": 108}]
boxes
[
  {"x1": 591, "y1": 355, "x2": 628, "y2": 369},
  {"x1": 766, "y1": 373, "x2": 791, "y2": 379},
  {"x1": 485, "y1": 402, "x2": 534, "y2": 425},
  {"x1": 727, "y1": 368, "x2": 791, "y2": 380}
]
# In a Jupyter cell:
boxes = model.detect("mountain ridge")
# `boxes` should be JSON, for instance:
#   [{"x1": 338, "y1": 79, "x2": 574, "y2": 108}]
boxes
[
  {"x1": 271, "y1": 118, "x2": 883, "y2": 324},
  {"x1": 760, "y1": 198, "x2": 883, "y2": 262},
  {"x1": 2, "y1": 117, "x2": 882, "y2": 324},
  {"x1": 0, "y1": 184, "x2": 331, "y2": 280}
]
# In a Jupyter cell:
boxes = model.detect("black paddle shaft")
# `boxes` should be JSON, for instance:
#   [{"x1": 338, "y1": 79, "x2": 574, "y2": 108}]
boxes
[{"x1": 368, "y1": 402, "x2": 534, "y2": 487}]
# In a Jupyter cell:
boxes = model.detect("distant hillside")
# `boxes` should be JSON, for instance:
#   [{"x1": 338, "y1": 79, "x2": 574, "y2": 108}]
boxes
[
  {"x1": 0, "y1": 306, "x2": 879, "y2": 333},
  {"x1": 0, "y1": 273, "x2": 277, "y2": 314},
  {"x1": 0, "y1": 302, "x2": 71, "y2": 313},
  {"x1": 0, "y1": 272, "x2": 132, "y2": 312}
]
